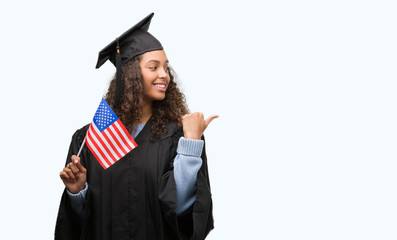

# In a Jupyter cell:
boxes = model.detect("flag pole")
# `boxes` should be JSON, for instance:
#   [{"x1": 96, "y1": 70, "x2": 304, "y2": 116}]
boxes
[{"x1": 76, "y1": 136, "x2": 86, "y2": 158}]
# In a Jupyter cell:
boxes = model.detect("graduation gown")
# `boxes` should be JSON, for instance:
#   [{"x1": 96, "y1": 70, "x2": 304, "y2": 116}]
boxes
[{"x1": 55, "y1": 119, "x2": 214, "y2": 240}]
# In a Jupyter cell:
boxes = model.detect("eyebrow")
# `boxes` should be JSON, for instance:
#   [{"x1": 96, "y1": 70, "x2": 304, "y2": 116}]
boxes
[{"x1": 147, "y1": 60, "x2": 169, "y2": 64}]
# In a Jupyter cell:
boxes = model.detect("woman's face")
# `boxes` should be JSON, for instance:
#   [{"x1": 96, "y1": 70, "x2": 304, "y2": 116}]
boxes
[{"x1": 139, "y1": 50, "x2": 170, "y2": 103}]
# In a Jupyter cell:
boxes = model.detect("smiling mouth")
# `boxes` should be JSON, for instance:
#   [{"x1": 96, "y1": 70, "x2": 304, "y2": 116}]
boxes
[{"x1": 153, "y1": 83, "x2": 166, "y2": 91}]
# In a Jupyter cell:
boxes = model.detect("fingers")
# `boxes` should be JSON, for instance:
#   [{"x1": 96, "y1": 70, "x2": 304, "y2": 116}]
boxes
[
  {"x1": 59, "y1": 155, "x2": 87, "y2": 193},
  {"x1": 75, "y1": 158, "x2": 87, "y2": 174},
  {"x1": 204, "y1": 114, "x2": 219, "y2": 127},
  {"x1": 69, "y1": 155, "x2": 87, "y2": 174},
  {"x1": 59, "y1": 171, "x2": 70, "y2": 180},
  {"x1": 61, "y1": 167, "x2": 76, "y2": 180},
  {"x1": 181, "y1": 112, "x2": 218, "y2": 139},
  {"x1": 182, "y1": 112, "x2": 219, "y2": 128},
  {"x1": 67, "y1": 155, "x2": 80, "y2": 175},
  {"x1": 71, "y1": 155, "x2": 79, "y2": 164},
  {"x1": 76, "y1": 162, "x2": 87, "y2": 173},
  {"x1": 68, "y1": 162, "x2": 79, "y2": 175},
  {"x1": 60, "y1": 156, "x2": 87, "y2": 183}
]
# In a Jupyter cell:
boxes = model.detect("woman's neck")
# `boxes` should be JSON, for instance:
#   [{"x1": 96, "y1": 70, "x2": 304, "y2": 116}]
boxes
[{"x1": 139, "y1": 99, "x2": 153, "y2": 124}]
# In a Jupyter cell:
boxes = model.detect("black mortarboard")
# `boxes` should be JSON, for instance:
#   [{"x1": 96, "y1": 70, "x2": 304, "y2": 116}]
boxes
[{"x1": 96, "y1": 13, "x2": 163, "y2": 108}]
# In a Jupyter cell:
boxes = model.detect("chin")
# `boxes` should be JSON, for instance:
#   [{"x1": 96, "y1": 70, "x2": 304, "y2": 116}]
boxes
[
  {"x1": 156, "y1": 96, "x2": 166, "y2": 101},
  {"x1": 152, "y1": 94, "x2": 166, "y2": 101}
]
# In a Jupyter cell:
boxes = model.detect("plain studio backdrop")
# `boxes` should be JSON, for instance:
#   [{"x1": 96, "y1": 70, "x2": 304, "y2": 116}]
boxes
[{"x1": 0, "y1": 0, "x2": 396, "y2": 239}]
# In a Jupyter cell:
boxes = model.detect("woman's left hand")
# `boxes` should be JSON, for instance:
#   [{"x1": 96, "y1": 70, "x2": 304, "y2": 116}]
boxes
[{"x1": 182, "y1": 112, "x2": 219, "y2": 140}]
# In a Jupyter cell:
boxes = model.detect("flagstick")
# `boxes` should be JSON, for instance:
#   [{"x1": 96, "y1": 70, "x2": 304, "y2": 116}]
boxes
[{"x1": 76, "y1": 136, "x2": 86, "y2": 158}]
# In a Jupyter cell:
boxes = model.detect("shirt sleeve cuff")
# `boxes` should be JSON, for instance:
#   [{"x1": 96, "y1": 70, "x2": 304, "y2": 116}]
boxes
[
  {"x1": 66, "y1": 182, "x2": 88, "y2": 200},
  {"x1": 177, "y1": 137, "x2": 204, "y2": 157}
]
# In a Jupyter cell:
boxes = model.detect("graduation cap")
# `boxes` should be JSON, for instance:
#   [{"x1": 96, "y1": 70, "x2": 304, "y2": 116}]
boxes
[{"x1": 96, "y1": 12, "x2": 163, "y2": 108}]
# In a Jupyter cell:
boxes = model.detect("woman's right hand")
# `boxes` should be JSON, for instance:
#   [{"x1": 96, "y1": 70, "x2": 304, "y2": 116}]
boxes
[{"x1": 59, "y1": 155, "x2": 87, "y2": 194}]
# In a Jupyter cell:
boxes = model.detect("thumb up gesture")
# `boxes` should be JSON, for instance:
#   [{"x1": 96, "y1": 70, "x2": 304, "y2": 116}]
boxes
[{"x1": 182, "y1": 112, "x2": 219, "y2": 140}]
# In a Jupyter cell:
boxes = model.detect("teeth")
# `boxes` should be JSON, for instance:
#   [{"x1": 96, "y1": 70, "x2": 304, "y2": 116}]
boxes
[{"x1": 155, "y1": 84, "x2": 165, "y2": 88}]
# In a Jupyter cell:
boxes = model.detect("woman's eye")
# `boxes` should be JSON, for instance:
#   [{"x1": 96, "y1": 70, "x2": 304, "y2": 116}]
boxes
[
  {"x1": 165, "y1": 67, "x2": 170, "y2": 72},
  {"x1": 149, "y1": 66, "x2": 157, "y2": 70}
]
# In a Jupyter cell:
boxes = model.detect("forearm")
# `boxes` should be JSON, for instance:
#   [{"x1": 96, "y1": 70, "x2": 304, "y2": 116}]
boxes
[
  {"x1": 66, "y1": 182, "x2": 88, "y2": 219},
  {"x1": 173, "y1": 137, "x2": 203, "y2": 215}
]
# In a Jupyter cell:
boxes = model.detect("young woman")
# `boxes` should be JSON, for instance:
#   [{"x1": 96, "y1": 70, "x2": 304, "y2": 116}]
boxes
[{"x1": 55, "y1": 13, "x2": 217, "y2": 240}]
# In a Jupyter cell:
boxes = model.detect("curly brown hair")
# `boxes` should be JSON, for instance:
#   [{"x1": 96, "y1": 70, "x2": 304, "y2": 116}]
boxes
[{"x1": 104, "y1": 55, "x2": 189, "y2": 141}]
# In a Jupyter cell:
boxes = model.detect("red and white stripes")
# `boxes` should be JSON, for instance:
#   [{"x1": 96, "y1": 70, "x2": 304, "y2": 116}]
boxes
[{"x1": 85, "y1": 119, "x2": 137, "y2": 169}]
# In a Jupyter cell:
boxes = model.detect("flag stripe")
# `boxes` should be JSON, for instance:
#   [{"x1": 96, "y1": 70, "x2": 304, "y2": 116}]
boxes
[
  {"x1": 90, "y1": 126, "x2": 116, "y2": 164},
  {"x1": 103, "y1": 128, "x2": 125, "y2": 157},
  {"x1": 89, "y1": 127, "x2": 115, "y2": 164},
  {"x1": 101, "y1": 131, "x2": 123, "y2": 159},
  {"x1": 110, "y1": 123, "x2": 131, "y2": 151},
  {"x1": 116, "y1": 119, "x2": 137, "y2": 147},
  {"x1": 115, "y1": 120, "x2": 137, "y2": 148},
  {"x1": 88, "y1": 126, "x2": 114, "y2": 164},
  {"x1": 109, "y1": 124, "x2": 130, "y2": 153},
  {"x1": 87, "y1": 128, "x2": 113, "y2": 166},
  {"x1": 106, "y1": 127, "x2": 128, "y2": 155},
  {"x1": 86, "y1": 132, "x2": 109, "y2": 169},
  {"x1": 92, "y1": 123, "x2": 120, "y2": 161}
]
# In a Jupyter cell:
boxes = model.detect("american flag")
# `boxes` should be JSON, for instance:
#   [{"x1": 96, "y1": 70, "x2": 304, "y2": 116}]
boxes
[{"x1": 85, "y1": 98, "x2": 137, "y2": 169}]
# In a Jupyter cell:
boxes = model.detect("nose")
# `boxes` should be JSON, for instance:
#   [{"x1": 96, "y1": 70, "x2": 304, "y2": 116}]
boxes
[{"x1": 158, "y1": 67, "x2": 169, "y2": 79}]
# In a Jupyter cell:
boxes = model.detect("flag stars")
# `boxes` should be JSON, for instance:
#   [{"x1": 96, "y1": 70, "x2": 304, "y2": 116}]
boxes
[{"x1": 93, "y1": 98, "x2": 119, "y2": 131}]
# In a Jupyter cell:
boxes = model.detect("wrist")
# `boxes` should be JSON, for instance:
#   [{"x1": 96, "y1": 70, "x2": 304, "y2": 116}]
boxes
[
  {"x1": 183, "y1": 133, "x2": 201, "y2": 140},
  {"x1": 177, "y1": 137, "x2": 204, "y2": 156},
  {"x1": 68, "y1": 183, "x2": 86, "y2": 194},
  {"x1": 185, "y1": 136, "x2": 201, "y2": 140},
  {"x1": 67, "y1": 182, "x2": 88, "y2": 199}
]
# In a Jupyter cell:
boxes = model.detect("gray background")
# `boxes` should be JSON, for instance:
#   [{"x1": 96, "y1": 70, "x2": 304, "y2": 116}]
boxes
[{"x1": 1, "y1": 0, "x2": 396, "y2": 239}]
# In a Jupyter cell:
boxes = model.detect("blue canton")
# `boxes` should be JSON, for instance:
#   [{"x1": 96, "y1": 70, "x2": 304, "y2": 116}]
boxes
[{"x1": 93, "y1": 98, "x2": 118, "y2": 132}]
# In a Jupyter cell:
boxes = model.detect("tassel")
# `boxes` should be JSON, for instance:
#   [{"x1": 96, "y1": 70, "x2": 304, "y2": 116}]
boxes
[{"x1": 114, "y1": 39, "x2": 122, "y2": 109}]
